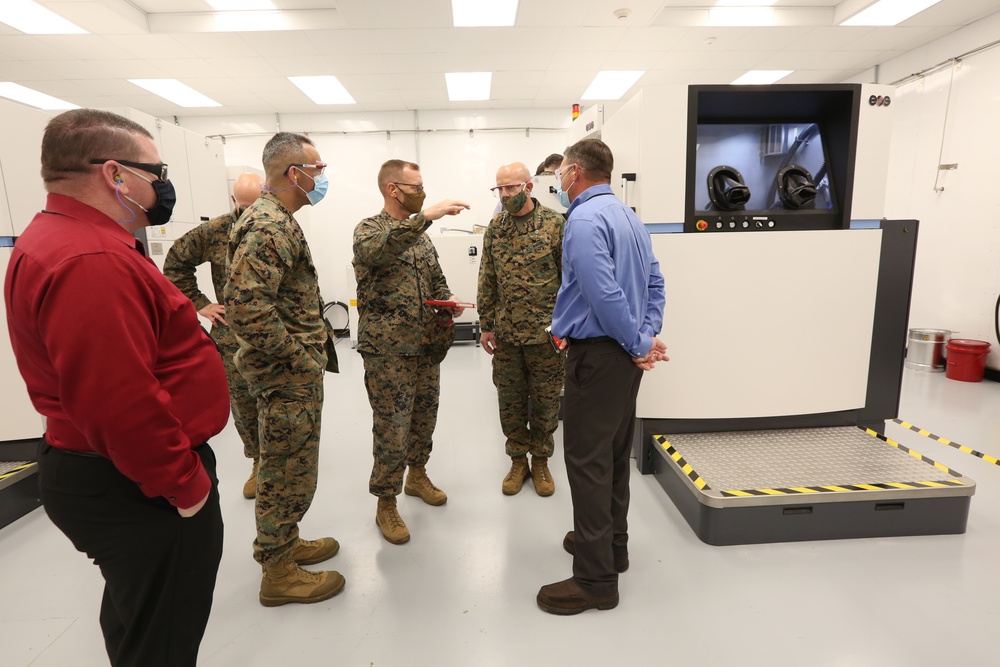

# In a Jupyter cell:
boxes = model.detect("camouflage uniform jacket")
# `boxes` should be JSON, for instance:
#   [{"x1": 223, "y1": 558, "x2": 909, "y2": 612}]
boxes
[
  {"x1": 478, "y1": 199, "x2": 564, "y2": 345},
  {"x1": 225, "y1": 191, "x2": 330, "y2": 391},
  {"x1": 353, "y1": 209, "x2": 452, "y2": 356},
  {"x1": 163, "y1": 210, "x2": 237, "y2": 346}
]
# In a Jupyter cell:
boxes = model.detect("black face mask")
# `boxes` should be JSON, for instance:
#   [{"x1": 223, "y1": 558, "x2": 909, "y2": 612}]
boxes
[
  {"x1": 145, "y1": 179, "x2": 176, "y2": 226},
  {"x1": 123, "y1": 172, "x2": 176, "y2": 227}
]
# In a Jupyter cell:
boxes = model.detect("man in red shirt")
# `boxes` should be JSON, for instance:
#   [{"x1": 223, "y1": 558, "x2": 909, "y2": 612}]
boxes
[{"x1": 3, "y1": 109, "x2": 230, "y2": 667}]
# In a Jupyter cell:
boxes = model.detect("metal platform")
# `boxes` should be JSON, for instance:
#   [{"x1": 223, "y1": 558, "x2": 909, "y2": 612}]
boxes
[
  {"x1": 649, "y1": 426, "x2": 974, "y2": 545},
  {"x1": 0, "y1": 459, "x2": 41, "y2": 529}
]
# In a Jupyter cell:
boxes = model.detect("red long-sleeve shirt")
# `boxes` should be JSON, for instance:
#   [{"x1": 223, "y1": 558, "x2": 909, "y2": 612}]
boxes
[{"x1": 3, "y1": 194, "x2": 230, "y2": 508}]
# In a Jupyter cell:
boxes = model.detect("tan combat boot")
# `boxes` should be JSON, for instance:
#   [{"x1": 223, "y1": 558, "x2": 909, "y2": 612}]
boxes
[
  {"x1": 259, "y1": 558, "x2": 345, "y2": 607},
  {"x1": 531, "y1": 456, "x2": 555, "y2": 496},
  {"x1": 292, "y1": 537, "x2": 340, "y2": 566},
  {"x1": 404, "y1": 464, "x2": 448, "y2": 506},
  {"x1": 376, "y1": 496, "x2": 410, "y2": 544},
  {"x1": 502, "y1": 456, "x2": 530, "y2": 495},
  {"x1": 242, "y1": 458, "x2": 258, "y2": 499}
]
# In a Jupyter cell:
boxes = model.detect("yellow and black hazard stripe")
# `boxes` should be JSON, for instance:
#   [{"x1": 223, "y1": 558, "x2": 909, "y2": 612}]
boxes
[
  {"x1": 653, "y1": 435, "x2": 709, "y2": 490},
  {"x1": 862, "y1": 426, "x2": 965, "y2": 476},
  {"x1": 892, "y1": 418, "x2": 1000, "y2": 467},
  {"x1": 720, "y1": 479, "x2": 966, "y2": 498},
  {"x1": 0, "y1": 462, "x2": 36, "y2": 482}
]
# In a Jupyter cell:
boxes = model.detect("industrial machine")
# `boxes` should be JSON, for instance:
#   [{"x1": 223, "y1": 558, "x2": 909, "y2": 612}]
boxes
[{"x1": 616, "y1": 84, "x2": 973, "y2": 545}]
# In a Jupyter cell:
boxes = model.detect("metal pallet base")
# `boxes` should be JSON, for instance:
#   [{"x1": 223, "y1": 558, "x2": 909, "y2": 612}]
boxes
[
  {"x1": 647, "y1": 426, "x2": 974, "y2": 546},
  {"x1": 0, "y1": 460, "x2": 41, "y2": 529}
]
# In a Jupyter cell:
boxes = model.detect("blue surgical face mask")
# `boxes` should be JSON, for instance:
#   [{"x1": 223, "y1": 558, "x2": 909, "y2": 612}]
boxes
[
  {"x1": 557, "y1": 185, "x2": 571, "y2": 209},
  {"x1": 296, "y1": 169, "x2": 329, "y2": 206},
  {"x1": 556, "y1": 165, "x2": 575, "y2": 208}
]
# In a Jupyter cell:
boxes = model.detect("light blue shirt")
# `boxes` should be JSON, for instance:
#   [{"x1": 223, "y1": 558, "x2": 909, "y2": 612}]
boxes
[{"x1": 551, "y1": 184, "x2": 665, "y2": 357}]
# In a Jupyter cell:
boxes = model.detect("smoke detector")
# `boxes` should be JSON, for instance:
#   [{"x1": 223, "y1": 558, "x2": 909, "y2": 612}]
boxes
[{"x1": 613, "y1": 8, "x2": 631, "y2": 20}]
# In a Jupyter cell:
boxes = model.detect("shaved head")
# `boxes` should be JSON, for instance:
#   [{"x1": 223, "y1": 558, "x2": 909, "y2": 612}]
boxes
[
  {"x1": 496, "y1": 162, "x2": 530, "y2": 185},
  {"x1": 233, "y1": 172, "x2": 263, "y2": 208}
]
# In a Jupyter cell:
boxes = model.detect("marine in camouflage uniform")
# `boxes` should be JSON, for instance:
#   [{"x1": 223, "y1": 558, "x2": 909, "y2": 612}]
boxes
[
  {"x1": 479, "y1": 162, "x2": 565, "y2": 496},
  {"x1": 163, "y1": 201, "x2": 260, "y2": 476},
  {"x1": 354, "y1": 158, "x2": 470, "y2": 545},
  {"x1": 226, "y1": 190, "x2": 337, "y2": 566}
]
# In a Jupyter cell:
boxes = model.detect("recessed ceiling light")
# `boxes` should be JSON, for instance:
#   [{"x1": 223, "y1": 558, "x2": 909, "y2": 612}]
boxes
[
  {"x1": 708, "y1": 7, "x2": 775, "y2": 26},
  {"x1": 206, "y1": 0, "x2": 276, "y2": 9},
  {"x1": 288, "y1": 76, "x2": 356, "y2": 105},
  {"x1": 714, "y1": 0, "x2": 777, "y2": 5},
  {"x1": 0, "y1": 0, "x2": 87, "y2": 34},
  {"x1": 452, "y1": 0, "x2": 518, "y2": 27},
  {"x1": 212, "y1": 11, "x2": 287, "y2": 31},
  {"x1": 839, "y1": 0, "x2": 942, "y2": 26},
  {"x1": 0, "y1": 82, "x2": 78, "y2": 110},
  {"x1": 445, "y1": 72, "x2": 492, "y2": 101},
  {"x1": 128, "y1": 79, "x2": 222, "y2": 108},
  {"x1": 581, "y1": 71, "x2": 644, "y2": 100},
  {"x1": 731, "y1": 70, "x2": 793, "y2": 85}
]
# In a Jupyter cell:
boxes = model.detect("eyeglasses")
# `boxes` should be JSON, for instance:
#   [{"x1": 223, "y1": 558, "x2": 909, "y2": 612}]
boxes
[
  {"x1": 285, "y1": 162, "x2": 327, "y2": 177},
  {"x1": 90, "y1": 158, "x2": 168, "y2": 181},
  {"x1": 393, "y1": 182, "x2": 425, "y2": 193},
  {"x1": 489, "y1": 182, "x2": 527, "y2": 198},
  {"x1": 554, "y1": 164, "x2": 578, "y2": 181}
]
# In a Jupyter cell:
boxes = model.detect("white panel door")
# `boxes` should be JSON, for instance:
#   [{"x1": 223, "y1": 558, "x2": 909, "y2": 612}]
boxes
[
  {"x1": 0, "y1": 247, "x2": 44, "y2": 441},
  {"x1": 0, "y1": 99, "x2": 51, "y2": 236},
  {"x1": 184, "y1": 130, "x2": 228, "y2": 224},
  {"x1": 636, "y1": 229, "x2": 882, "y2": 420}
]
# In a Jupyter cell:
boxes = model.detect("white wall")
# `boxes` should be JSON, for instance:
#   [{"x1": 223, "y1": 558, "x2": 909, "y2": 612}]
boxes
[
  {"x1": 180, "y1": 109, "x2": 569, "y2": 308},
  {"x1": 866, "y1": 12, "x2": 1000, "y2": 368}
]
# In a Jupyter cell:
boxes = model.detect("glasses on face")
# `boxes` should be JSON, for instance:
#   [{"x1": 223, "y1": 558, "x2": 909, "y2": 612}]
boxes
[
  {"x1": 554, "y1": 164, "x2": 577, "y2": 182},
  {"x1": 90, "y1": 158, "x2": 168, "y2": 181},
  {"x1": 489, "y1": 182, "x2": 527, "y2": 198},
  {"x1": 285, "y1": 162, "x2": 327, "y2": 177},
  {"x1": 393, "y1": 182, "x2": 425, "y2": 193}
]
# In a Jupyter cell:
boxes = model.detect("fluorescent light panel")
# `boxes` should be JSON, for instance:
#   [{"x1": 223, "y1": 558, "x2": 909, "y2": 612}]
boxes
[
  {"x1": 206, "y1": 0, "x2": 276, "y2": 9},
  {"x1": 128, "y1": 79, "x2": 221, "y2": 107},
  {"x1": 714, "y1": 0, "x2": 776, "y2": 5},
  {"x1": 0, "y1": 82, "x2": 78, "y2": 110},
  {"x1": 452, "y1": 0, "x2": 518, "y2": 27},
  {"x1": 288, "y1": 76, "x2": 356, "y2": 105},
  {"x1": 708, "y1": 7, "x2": 775, "y2": 26},
  {"x1": 840, "y1": 0, "x2": 942, "y2": 26},
  {"x1": 0, "y1": 0, "x2": 87, "y2": 34},
  {"x1": 445, "y1": 72, "x2": 492, "y2": 101},
  {"x1": 731, "y1": 70, "x2": 793, "y2": 85},
  {"x1": 581, "y1": 71, "x2": 644, "y2": 100},
  {"x1": 212, "y1": 11, "x2": 287, "y2": 32}
]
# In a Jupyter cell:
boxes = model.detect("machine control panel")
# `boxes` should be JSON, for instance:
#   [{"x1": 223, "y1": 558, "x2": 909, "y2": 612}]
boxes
[{"x1": 695, "y1": 216, "x2": 777, "y2": 232}]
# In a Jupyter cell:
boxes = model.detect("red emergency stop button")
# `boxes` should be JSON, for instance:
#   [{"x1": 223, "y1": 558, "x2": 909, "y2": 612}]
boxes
[{"x1": 695, "y1": 219, "x2": 709, "y2": 231}]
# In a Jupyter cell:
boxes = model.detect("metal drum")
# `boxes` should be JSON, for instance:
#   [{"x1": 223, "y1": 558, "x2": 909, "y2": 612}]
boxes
[{"x1": 905, "y1": 328, "x2": 950, "y2": 372}]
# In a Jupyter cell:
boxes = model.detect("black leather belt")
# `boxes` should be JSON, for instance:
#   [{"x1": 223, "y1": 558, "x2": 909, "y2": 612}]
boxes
[{"x1": 567, "y1": 336, "x2": 614, "y2": 345}]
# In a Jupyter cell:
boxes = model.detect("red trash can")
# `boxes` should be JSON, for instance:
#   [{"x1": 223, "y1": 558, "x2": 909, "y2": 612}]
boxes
[{"x1": 945, "y1": 339, "x2": 991, "y2": 382}]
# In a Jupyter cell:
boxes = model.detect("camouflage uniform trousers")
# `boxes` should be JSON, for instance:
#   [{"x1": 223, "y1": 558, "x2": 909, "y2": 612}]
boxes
[
  {"x1": 362, "y1": 353, "x2": 440, "y2": 498},
  {"x1": 251, "y1": 380, "x2": 323, "y2": 565},
  {"x1": 492, "y1": 341, "x2": 565, "y2": 458},
  {"x1": 215, "y1": 333, "x2": 259, "y2": 460}
]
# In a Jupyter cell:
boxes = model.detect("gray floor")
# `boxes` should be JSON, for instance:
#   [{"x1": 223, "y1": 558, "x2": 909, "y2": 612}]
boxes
[{"x1": 2, "y1": 343, "x2": 1000, "y2": 666}]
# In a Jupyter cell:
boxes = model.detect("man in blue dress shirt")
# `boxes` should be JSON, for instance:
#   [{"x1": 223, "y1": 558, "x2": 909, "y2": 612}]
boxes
[{"x1": 536, "y1": 139, "x2": 667, "y2": 615}]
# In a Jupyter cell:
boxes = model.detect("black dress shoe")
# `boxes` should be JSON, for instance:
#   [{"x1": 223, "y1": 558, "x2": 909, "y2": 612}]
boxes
[
  {"x1": 536, "y1": 577, "x2": 619, "y2": 615},
  {"x1": 562, "y1": 531, "x2": 629, "y2": 573}
]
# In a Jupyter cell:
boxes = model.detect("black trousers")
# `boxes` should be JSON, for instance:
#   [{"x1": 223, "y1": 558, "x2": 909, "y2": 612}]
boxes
[
  {"x1": 562, "y1": 340, "x2": 643, "y2": 596},
  {"x1": 37, "y1": 441, "x2": 224, "y2": 667}
]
